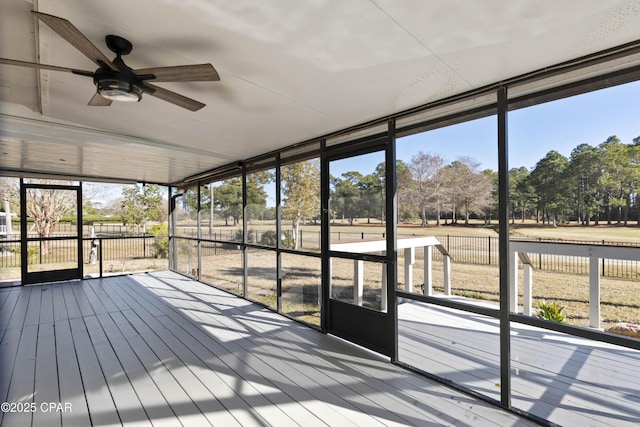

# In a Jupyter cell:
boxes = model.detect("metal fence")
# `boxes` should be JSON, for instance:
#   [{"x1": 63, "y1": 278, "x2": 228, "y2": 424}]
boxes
[
  {"x1": 0, "y1": 235, "x2": 167, "y2": 278},
  {"x1": 434, "y1": 236, "x2": 640, "y2": 280},
  {"x1": 5, "y1": 231, "x2": 636, "y2": 280}
]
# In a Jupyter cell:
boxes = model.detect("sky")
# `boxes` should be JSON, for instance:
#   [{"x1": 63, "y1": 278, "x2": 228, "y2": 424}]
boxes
[{"x1": 331, "y1": 80, "x2": 640, "y2": 177}]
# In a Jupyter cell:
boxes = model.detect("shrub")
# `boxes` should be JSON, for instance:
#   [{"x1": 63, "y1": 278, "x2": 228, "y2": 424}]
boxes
[
  {"x1": 148, "y1": 223, "x2": 169, "y2": 258},
  {"x1": 259, "y1": 230, "x2": 293, "y2": 247},
  {"x1": 536, "y1": 300, "x2": 566, "y2": 323},
  {"x1": 259, "y1": 230, "x2": 277, "y2": 246},
  {"x1": 12, "y1": 246, "x2": 39, "y2": 264}
]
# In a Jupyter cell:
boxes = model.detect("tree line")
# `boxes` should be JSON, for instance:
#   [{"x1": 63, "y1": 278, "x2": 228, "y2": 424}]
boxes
[
  {"x1": 511, "y1": 136, "x2": 640, "y2": 226},
  {"x1": 186, "y1": 134, "x2": 640, "y2": 233},
  {"x1": 332, "y1": 135, "x2": 640, "y2": 226}
]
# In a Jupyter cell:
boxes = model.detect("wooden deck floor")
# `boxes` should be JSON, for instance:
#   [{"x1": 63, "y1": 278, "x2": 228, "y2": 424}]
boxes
[
  {"x1": 398, "y1": 299, "x2": 640, "y2": 426},
  {"x1": 0, "y1": 271, "x2": 536, "y2": 426}
]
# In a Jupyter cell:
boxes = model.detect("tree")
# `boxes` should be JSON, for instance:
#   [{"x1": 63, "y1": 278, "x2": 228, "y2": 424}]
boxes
[
  {"x1": 245, "y1": 171, "x2": 271, "y2": 224},
  {"x1": 529, "y1": 150, "x2": 570, "y2": 226},
  {"x1": 374, "y1": 160, "x2": 410, "y2": 223},
  {"x1": 404, "y1": 152, "x2": 446, "y2": 227},
  {"x1": 508, "y1": 167, "x2": 533, "y2": 223},
  {"x1": 444, "y1": 157, "x2": 493, "y2": 225},
  {"x1": 566, "y1": 143, "x2": 602, "y2": 225},
  {"x1": 24, "y1": 181, "x2": 76, "y2": 254},
  {"x1": 331, "y1": 171, "x2": 363, "y2": 225},
  {"x1": 120, "y1": 184, "x2": 165, "y2": 233},
  {"x1": 213, "y1": 173, "x2": 270, "y2": 228},
  {"x1": 281, "y1": 159, "x2": 320, "y2": 249},
  {"x1": 215, "y1": 178, "x2": 243, "y2": 226},
  {"x1": 598, "y1": 136, "x2": 638, "y2": 225}
]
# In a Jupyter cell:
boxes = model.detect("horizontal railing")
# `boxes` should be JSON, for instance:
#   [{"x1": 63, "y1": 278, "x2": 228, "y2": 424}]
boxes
[
  {"x1": 172, "y1": 229, "x2": 640, "y2": 279},
  {"x1": 510, "y1": 240, "x2": 640, "y2": 328},
  {"x1": 0, "y1": 235, "x2": 168, "y2": 279}
]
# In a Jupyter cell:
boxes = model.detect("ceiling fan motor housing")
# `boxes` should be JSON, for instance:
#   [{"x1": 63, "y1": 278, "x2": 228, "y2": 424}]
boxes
[{"x1": 105, "y1": 34, "x2": 133, "y2": 56}]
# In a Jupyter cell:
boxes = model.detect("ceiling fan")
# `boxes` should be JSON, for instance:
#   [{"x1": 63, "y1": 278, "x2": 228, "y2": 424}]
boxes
[{"x1": 0, "y1": 11, "x2": 220, "y2": 111}]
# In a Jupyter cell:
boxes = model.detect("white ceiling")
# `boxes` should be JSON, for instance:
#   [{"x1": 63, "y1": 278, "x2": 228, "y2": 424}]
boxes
[{"x1": 1, "y1": 0, "x2": 640, "y2": 184}]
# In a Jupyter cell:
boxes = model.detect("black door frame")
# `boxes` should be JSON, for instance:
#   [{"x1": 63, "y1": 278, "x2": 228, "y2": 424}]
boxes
[
  {"x1": 321, "y1": 131, "x2": 397, "y2": 357},
  {"x1": 20, "y1": 181, "x2": 83, "y2": 285}
]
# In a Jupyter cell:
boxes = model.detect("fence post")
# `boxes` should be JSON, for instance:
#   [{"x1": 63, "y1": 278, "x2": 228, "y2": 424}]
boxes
[
  {"x1": 488, "y1": 236, "x2": 491, "y2": 265},
  {"x1": 538, "y1": 238, "x2": 542, "y2": 269}
]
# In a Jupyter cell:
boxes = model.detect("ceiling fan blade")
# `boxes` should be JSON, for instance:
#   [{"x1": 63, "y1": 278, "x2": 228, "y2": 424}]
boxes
[
  {"x1": 88, "y1": 93, "x2": 112, "y2": 106},
  {"x1": 0, "y1": 58, "x2": 94, "y2": 76},
  {"x1": 144, "y1": 83, "x2": 205, "y2": 111},
  {"x1": 134, "y1": 64, "x2": 220, "y2": 82},
  {"x1": 32, "y1": 11, "x2": 118, "y2": 71}
]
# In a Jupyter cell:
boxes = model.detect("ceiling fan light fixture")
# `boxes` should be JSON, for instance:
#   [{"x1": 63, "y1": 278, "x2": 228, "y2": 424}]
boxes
[{"x1": 97, "y1": 78, "x2": 143, "y2": 102}]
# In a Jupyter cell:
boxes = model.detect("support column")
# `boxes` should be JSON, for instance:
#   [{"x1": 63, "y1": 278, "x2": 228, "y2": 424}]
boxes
[
  {"x1": 589, "y1": 257, "x2": 601, "y2": 329},
  {"x1": 354, "y1": 259, "x2": 363, "y2": 306},
  {"x1": 404, "y1": 247, "x2": 414, "y2": 293},
  {"x1": 443, "y1": 254, "x2": 451, "y2": 296},
  {"x1": 497, "y1": 86, "x2": 511, "y2": 409},
  {"x1": 523, "y1": 263, "x2": 533, "y2": 316},
  {"x1": 381, "y1": 264, "x2": 388, "y2": 312},
  {"x1": 509, "y1": 251, "x2": 519, "y2": 313},
  {"x1": 423, "y1": 245, "x2": 433, "y2": 295}
]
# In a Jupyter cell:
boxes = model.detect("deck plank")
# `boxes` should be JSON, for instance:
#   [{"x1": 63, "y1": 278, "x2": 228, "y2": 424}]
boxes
[
  {"x1": 1, "y1": 324, "x2": 38, "y2": 427},
  {"x1": 5, "y1": 286, "x2": 31, "y2": 331},
  {"x1": 0, "y1": 328, "x2": 22, "y2": 418},
  {"x1": 68, "y1": 317, "x2": 122, "y2": 426},
  {"x1": 103, "y1": 307, "x2": 213, "y2": 426},
  {"x1": 32, "y1": 322, "x2": 61, "y2": 427},
  {"x1": 115, "y1": 280, "x2": 290, "y2": 425},
  {"x1": 70, "y1": 284, "x2": 95, "y2": 317},
  {"x1": 115, "y1": 281, "x2": 302, "y2": 426},
  {"x1": 23, "y1": 286, "x2": 42, "y2": 326},
  {"x1": 92, "y1": 312, "x2": 182, "y2": 427},
  {"x1": 54, "y1": 319, "x2": 92, "y2": 427},
  {"x1": 159, "y1": 285, "x2": 415, "y2": 426},
  {"x1": 60, "y1": 283, "x2": 82, "y2": 319},
  {"x1": 0, "y1": 289, "x2": 20, "y2": 340},
  {"x1": 38, "y1": 286, "x2": 54, "y2": 324},
  {"x1": 51, "y1": 284, "x2": 68, "y2": 322},
  {"x1": 116, "y1": 309, "x2": 245, "y2": 427},
  {"x1": 122, "y1": 275, "x2": 378, "y2": 426},
  {"x1": 82, "y1": 315, "x2": 152, "y2": 426}
]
